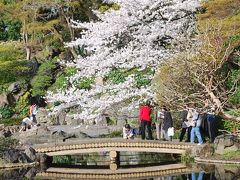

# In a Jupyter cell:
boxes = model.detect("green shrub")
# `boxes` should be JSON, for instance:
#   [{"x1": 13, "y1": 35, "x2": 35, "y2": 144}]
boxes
[
  {"x1": 32, "y1": 58, "x2": 58, "y2": 96},
  {"x1": 49, "y1": 67, "x2": 78, "y2": 91},
  {"x1": 75, "y1": 77, "x2": 94, "y2": 90},
  {"x1": 134, "y1": 68, "x2": 154, "y2": 88},
  {"x1": 105, "y1": 68, "x2": 154, "y2": 86},
  {"x1": 135, "y1": 73, "x2": 151, "y2": 88},
  {"x1": 216, "y1": 109, "x2": 240, "y2": 133},
  {"x1": 0, "y1": 43, "x2": 28, "y2": 84},
  {"x1": 98, "y1": 3, "x2": 120, "y2": 13},
  {"x1": 15, "y1": 91, "x2": 31, "y2": 117},
  {"x1": 105, "y1": 69, "x2": 126, "y2": 84},
  {"x1": 0, "y1": 106, "x2": 14, "y2": 119},
  {"x1": 52, "y1": 155, "x2": 73, "y2": 164},
  {"x1": 1, "y1": 118, "x2": 22, "y2": 126},
  {"x1": 0, "y1": 20, "x2": 21, "y2": 41}
]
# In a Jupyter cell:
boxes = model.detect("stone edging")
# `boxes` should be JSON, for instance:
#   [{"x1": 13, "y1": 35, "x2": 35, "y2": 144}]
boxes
[{"x1": 195, "y1": 157, "x2": 240, "y2": 165}]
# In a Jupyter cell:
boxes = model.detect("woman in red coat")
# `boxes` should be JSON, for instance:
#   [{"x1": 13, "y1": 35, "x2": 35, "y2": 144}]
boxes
[{"x1": 139, "y1": 101, "x2": 153, "y2": 140}]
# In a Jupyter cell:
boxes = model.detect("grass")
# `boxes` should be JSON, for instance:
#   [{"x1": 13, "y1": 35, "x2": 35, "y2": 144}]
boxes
[{"x1": 220, "y1": 150, "x2": 240, "y2": 161}]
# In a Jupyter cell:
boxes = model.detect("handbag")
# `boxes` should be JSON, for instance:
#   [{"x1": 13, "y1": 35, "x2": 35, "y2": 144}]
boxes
[{"x1": 167, "y1": 127, "x2": 174, "y2": 137}]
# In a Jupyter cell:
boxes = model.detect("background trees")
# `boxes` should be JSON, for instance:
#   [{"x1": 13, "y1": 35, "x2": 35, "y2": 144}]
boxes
[{"x1": 154, "y1": 0, "x2": 240, "y2": 122}]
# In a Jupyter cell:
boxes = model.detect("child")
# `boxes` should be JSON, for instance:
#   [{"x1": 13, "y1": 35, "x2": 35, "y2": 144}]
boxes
[
  {"x1": 19, "y1": 116, "x2": 33, "y2": 132},
  {"x1": 123, "y1": 124, "x2": 136, "y2": 139}
]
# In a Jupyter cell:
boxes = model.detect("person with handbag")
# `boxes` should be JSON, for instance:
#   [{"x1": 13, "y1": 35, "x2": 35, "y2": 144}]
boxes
[
  {"x1": 162, "y1": 106, "x2": 173, "y2": 141},
  {"x1": 179, "y1": 105, "x2": 192, "y2": 142}
]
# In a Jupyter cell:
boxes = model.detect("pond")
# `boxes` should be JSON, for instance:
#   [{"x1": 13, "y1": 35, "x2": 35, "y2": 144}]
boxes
[{"x1": 0, "y1": 152, "x2": 239, "y2": 179}]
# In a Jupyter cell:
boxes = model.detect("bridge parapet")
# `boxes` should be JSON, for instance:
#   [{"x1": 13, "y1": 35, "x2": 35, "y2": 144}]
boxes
[{"x1": 33, "y1": 138, "x2": 196, "y2": 156}]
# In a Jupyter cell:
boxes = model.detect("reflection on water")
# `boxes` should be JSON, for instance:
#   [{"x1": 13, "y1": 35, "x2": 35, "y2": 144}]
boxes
[
  {"x1": 63, "y1": 152, "x2": 178, "y2": 166},
  {"x1": 0, "y1": 152, "x2": 240, "y2": 179}
]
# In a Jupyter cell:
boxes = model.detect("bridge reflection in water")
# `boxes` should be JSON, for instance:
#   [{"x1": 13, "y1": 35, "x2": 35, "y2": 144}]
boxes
[
  {"x1": 36, "y1": 163, "x2": 193, "y2": 179},
  {"x1": 34, "y1": 139, "x2": 199, "y2": 179}
]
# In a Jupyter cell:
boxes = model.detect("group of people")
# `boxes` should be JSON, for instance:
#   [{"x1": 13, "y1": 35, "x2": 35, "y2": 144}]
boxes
[
  {"x1": 123, "y1": 101, "x2": 217, "y2": 145},
  {"x1": 19, "y1": 104, "x2": 38, "y2": 132},
  {"x1": 179, "y1": 104, "x2": 217, "y2": 144}
]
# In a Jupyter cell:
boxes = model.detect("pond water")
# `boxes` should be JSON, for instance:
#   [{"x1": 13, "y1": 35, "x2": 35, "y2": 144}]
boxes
[{"x1": 0, "y1": 152, "x2": 239, "y2": 179}]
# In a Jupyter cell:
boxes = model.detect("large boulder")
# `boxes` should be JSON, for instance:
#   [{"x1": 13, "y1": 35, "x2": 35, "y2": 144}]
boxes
[
  {"x1": 2, "y1": 149, "x2": 30, "y2": 163},
  {"x1": 8, "y1": 82, "x2": 21, "y2": 94},
  {"x1": 36, "y1": 108, "x2": 51, "y2": 124},
  {"x1": 214, "y1": 134, "x2": 240, "y2": 155},
  {"x1": 24, "y1": 146, "x2": 37, "y2": 162}
]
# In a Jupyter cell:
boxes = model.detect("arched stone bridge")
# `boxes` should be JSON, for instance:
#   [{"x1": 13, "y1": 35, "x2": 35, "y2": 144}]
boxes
[{"x1": 33, "y1": 138, "x2": 196, "y2": 156}]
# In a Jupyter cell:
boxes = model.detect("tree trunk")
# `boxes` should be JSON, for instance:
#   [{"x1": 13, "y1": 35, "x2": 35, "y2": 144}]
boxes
[
  {"x1": 22, "y1": 20, "x2": 31, "y2": 60},
  {"x1": 218, "y1": 111, "x2": 240, "y2": 123},
  {"x1": 26, "y1": 47, "x2": 31, "y2": 61},
  {"x1": 195, "y1": 77, "x2": 239, "y2": 122}
]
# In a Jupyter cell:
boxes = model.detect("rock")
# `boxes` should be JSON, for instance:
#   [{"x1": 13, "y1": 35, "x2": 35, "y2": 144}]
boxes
[
  {"x1": 36, "y1": 153, "x2": 52, "y2": 164},
  {"x1": 8, "y1": 125, "x2": 21, "y2": 134},
  {"x1": 0, "y1": 168, "x2": 29, "y2": 180},
  {"x1": 24, "y1": 167, "x2": 38, "y2": 179},
  {"x1": 25, "y1": 146, "x2": 37, "y2": 162},
  {"x1": 214, "y1": 135, "x2": 240, "y2": 155},
  {"x1": 0, "y1": 93, "x2": 9, "y2": 107},
  {"x1": 2, "y1": 149, "x2": 30, "y2": 163},
  {"x1": 0, "y1": 124, "x2": 5, "y2": 130},
  {"x1": 13, "y1": 90, "x2": 25, "y2": 102},
  {"x1": 215, "y1": 138, "x2": 225, "y2": 154},
  {"x1": 199, "y1": 144, "x2": 214, "y2": 158},
  {"x1": 3, "y1": 128, "x2": 12, "y2": 137},
  {"x1": 6, "y1": 93, "x2": 15, "y2": 105},
  {"x1": 36, "y1": 125, "x2": 50, "y2": 136},
  {"x1": 52, "y1": 130, "x2": 67, "y2": 137},
  {"x1": 55, "y1": 111, "x2": 67, "y2": 125},
  {"x1": 36, "y1": 108, "x2": 50, "y2": 124},
  {"x1": 224, "y1": 137, "x2": 234, "y2": 147},
  {"x1": 8, "y1": 82, "x2": 21, "y2": 94},
  {"x1": 215, "y1": 165, "x2": 240, "y2": 180}
]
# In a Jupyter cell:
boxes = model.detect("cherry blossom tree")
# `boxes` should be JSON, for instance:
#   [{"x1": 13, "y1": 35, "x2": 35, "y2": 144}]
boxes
[{"x1": 47, "y1": 0, "x2": 200, "y2": 124}]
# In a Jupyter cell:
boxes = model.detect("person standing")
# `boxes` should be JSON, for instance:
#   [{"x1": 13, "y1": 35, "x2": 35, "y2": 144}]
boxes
[
  {"x1": 139, "y1": 101, "x2": 153, "y2": 140},
  {"x1": 153, "y1": 103, "x2": 164, "y2": 140},
  {"x1": 162, "y1": 106, "x2": 173, "y2": 141},
  {"x1": 188, "y1": 107, "x2": 203, "y2": 145},
  {"x1": 29, "y1": 103, "x2": 38, "y2": 124},
  {"x1": 207, "y1": 107, "x2": 217, "y2": 143},
  {"x1": 179, "y1": 105, "x2": 192, "y2": 142}
]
